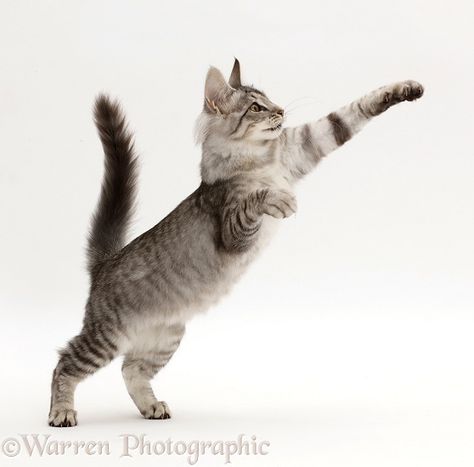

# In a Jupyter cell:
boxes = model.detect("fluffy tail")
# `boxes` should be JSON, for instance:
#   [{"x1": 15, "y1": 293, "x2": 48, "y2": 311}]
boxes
[{"x1": 87, "y1": 94, "x2": 138, "y2": 275}]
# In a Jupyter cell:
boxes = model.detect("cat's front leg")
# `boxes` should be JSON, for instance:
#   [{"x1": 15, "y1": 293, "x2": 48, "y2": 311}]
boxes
[
  {"x1": 220, "y1": 188, "x2": 296, "y2": 252},
  {"x1": 281, "y1": 80, "x2": 424, "y2": 180},
  {"x1": 326, "y1": 80, "x2": 424, "y2": 152}
]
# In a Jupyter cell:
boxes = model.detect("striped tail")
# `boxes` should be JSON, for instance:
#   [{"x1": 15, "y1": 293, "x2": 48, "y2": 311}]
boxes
[{"x1": 87, "y1": 95, "x2": 138, "y2": 275}]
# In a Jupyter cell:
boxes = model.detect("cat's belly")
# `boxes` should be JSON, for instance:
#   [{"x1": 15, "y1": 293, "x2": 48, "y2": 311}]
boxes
[{"x1": 152, "y1": 215, "x2": 280, "y2": 324}]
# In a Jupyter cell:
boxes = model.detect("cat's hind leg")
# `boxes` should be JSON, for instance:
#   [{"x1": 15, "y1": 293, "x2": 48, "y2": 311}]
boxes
[
  {"x1": 122, "y1": 323, "x2": 185, "y2": 420},
  {"x1": 48, "y1": 323, "x2": 122, "y2": 427}
]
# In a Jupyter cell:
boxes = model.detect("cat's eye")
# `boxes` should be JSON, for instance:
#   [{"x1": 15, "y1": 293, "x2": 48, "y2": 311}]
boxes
[{"x1": 249, "y1": 103, "x2": 262, "y2": 112}]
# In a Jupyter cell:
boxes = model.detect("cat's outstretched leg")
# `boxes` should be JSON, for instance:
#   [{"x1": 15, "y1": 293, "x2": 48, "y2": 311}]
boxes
[
  {"x1": 122, "y1": 323, "x2": 185, "y2": 419},
  {"x1": 48, "y1": 325, "x2": 121, "y2": 427},
  {"x1": 281, "y1": 80, "x2": 424, "y2": 180}
]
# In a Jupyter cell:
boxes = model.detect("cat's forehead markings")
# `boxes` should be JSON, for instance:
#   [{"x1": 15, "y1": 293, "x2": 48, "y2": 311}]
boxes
[{"x1": 238, "y1": 85, "x2": 266, "y2": 98}]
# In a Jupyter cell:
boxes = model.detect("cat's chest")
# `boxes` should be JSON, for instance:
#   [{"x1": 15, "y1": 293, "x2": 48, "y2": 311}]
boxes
[
  {"x1": 242, "y1": 166, "x2": 293, "y2": 248},
  {"x1": 251, "y1": 163, "x2": 292, "y2": 192}
]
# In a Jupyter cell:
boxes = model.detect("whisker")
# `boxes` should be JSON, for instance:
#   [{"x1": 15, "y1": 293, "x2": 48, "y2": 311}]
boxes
[{"x1": 284, "y1": 96, "x2": 324, "y2": 117}]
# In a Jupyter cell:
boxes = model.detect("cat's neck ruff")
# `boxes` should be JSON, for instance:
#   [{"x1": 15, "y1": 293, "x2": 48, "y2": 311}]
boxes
[{"x1": 200, "y1": 135, "x2": 281, "y2": 184}]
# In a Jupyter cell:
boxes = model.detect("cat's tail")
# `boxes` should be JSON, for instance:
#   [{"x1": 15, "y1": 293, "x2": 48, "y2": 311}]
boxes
[{"x1": 87, "y1": 94, "x2": 138, "y2": 275}]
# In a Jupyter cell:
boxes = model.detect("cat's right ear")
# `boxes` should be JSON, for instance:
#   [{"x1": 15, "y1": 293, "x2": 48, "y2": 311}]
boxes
[
  {"x1": 229, "y1": 58, "x2": 241, "y2": 88},
  {"x1": 204, "y1": 67, "x2": 233, "y2": 114}
]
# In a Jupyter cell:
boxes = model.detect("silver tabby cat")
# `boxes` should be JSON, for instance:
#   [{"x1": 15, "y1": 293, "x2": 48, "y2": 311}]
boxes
[{"x1": 48, "y1": 59, "x2": 423, "y2": 426}]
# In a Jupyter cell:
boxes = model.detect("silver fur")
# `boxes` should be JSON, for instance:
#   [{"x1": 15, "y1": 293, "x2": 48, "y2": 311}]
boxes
[{"x1": 48, "y1": 60, "x2": 423, "y2": 427}]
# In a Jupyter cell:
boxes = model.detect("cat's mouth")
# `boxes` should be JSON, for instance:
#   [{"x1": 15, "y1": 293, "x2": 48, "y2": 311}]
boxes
[{"x1": 266, "y1": 123, "x2": 282, "y2": 132}]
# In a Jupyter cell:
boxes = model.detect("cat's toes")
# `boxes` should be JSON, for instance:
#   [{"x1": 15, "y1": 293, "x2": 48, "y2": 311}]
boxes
[
  {"x1": 141, "y1": 401, "x2": 171, "y2": 420},
  {"x1": 382, "y1": 81, "x2": 424, "y2": 107},
  {"x1": 400, "y1": 80, "x2": 424, "y2": 101},
  {"x1": 262, "y1": 190, "x2": 297, "y2": 219},
  {"x1": 48, "y1": 408, "x2": 77, "y2": 427}
]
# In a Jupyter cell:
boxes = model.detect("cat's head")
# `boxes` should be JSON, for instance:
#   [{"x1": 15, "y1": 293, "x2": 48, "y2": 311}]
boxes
[{"x1": 196, "y1": 59, "x2": 284, "y2": 145}]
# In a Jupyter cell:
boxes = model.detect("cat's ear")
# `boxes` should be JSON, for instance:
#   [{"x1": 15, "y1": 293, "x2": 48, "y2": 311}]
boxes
[
  {"x1": 204, "y1": 66, "x2": 233, "y2": 114},
  {"x1": 229, "y1": 58, "x2": 241, "y2": 88}
]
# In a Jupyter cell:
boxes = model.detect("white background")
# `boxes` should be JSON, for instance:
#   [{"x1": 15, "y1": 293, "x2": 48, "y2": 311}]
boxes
[{"x1": 1, "y1": 0, "x2": 473, "y2": 465}]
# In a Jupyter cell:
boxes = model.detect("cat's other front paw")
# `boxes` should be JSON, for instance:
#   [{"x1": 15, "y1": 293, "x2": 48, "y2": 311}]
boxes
[{"x1": 261, "y1": 189, "x2": 297, "y2": 219}]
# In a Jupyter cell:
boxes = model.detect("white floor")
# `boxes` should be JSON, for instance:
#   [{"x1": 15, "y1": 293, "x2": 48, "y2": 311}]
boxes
[{"x1": 2, "y1": 291, "x2": 474, "y2": 466}]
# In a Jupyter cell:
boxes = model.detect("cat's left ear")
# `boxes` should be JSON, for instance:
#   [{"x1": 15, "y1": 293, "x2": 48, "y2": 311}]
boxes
[
  {"x1": 204, "y1": 66, "x2": 233, "y2": 114},
  {"x1": 229, "y1": 58, "x2": 241, "y2": 88}
]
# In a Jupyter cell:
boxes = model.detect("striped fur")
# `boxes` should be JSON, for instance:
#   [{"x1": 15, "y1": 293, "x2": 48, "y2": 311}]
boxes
[
  {"x1": 48, "y1": 61, "x2": 423, "y2": 427},
  {"x1": 281, "y1": 80, "x2": 424, "y2": 179},
  {"x1": 87, "y1": 95, "x2": 138, "y2": 275}
]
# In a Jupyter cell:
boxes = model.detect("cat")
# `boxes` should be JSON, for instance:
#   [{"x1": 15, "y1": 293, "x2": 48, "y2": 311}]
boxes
[{"x1": 48, "y1": 59, "x2": 423, "y2": 427}]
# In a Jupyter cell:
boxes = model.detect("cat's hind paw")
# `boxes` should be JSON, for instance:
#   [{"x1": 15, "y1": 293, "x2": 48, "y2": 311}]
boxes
[
  {"x1": 141, "y1": 401, "x2": 171, "y2": 420},
  {"x1": 48, "y1": 408, "x2": 77, "y2": 427}
]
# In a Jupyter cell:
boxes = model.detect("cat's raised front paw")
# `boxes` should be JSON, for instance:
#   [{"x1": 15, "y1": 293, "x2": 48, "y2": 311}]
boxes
[
  {"x1": 383, "y1": 80, "x2": 424, "y2": 106},
  {"x1": 399, "y1": 80, "x2": 424, "y2": 101}
]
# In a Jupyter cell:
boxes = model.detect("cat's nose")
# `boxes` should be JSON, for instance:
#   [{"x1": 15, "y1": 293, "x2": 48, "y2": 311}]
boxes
[{"x1": 275, "y1": 109, "x2": 284, "y2": 117}]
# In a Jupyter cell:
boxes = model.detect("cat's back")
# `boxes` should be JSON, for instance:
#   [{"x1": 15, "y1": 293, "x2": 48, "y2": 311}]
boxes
[
  {"x1": 88, "y1": 184, "x2": 231, "y2": 315},
  {"x1": 93, "y1": 184, "x2": 221, "y2": 281}
]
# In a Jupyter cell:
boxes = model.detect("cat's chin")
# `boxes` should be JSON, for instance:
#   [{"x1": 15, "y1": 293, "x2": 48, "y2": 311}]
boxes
[
  {"x1": 265, "y1": 123, "x2": 282, "y2": 132},
  {"x1": 261, "y1": 127, "x2": 283, "y2": 140}
]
